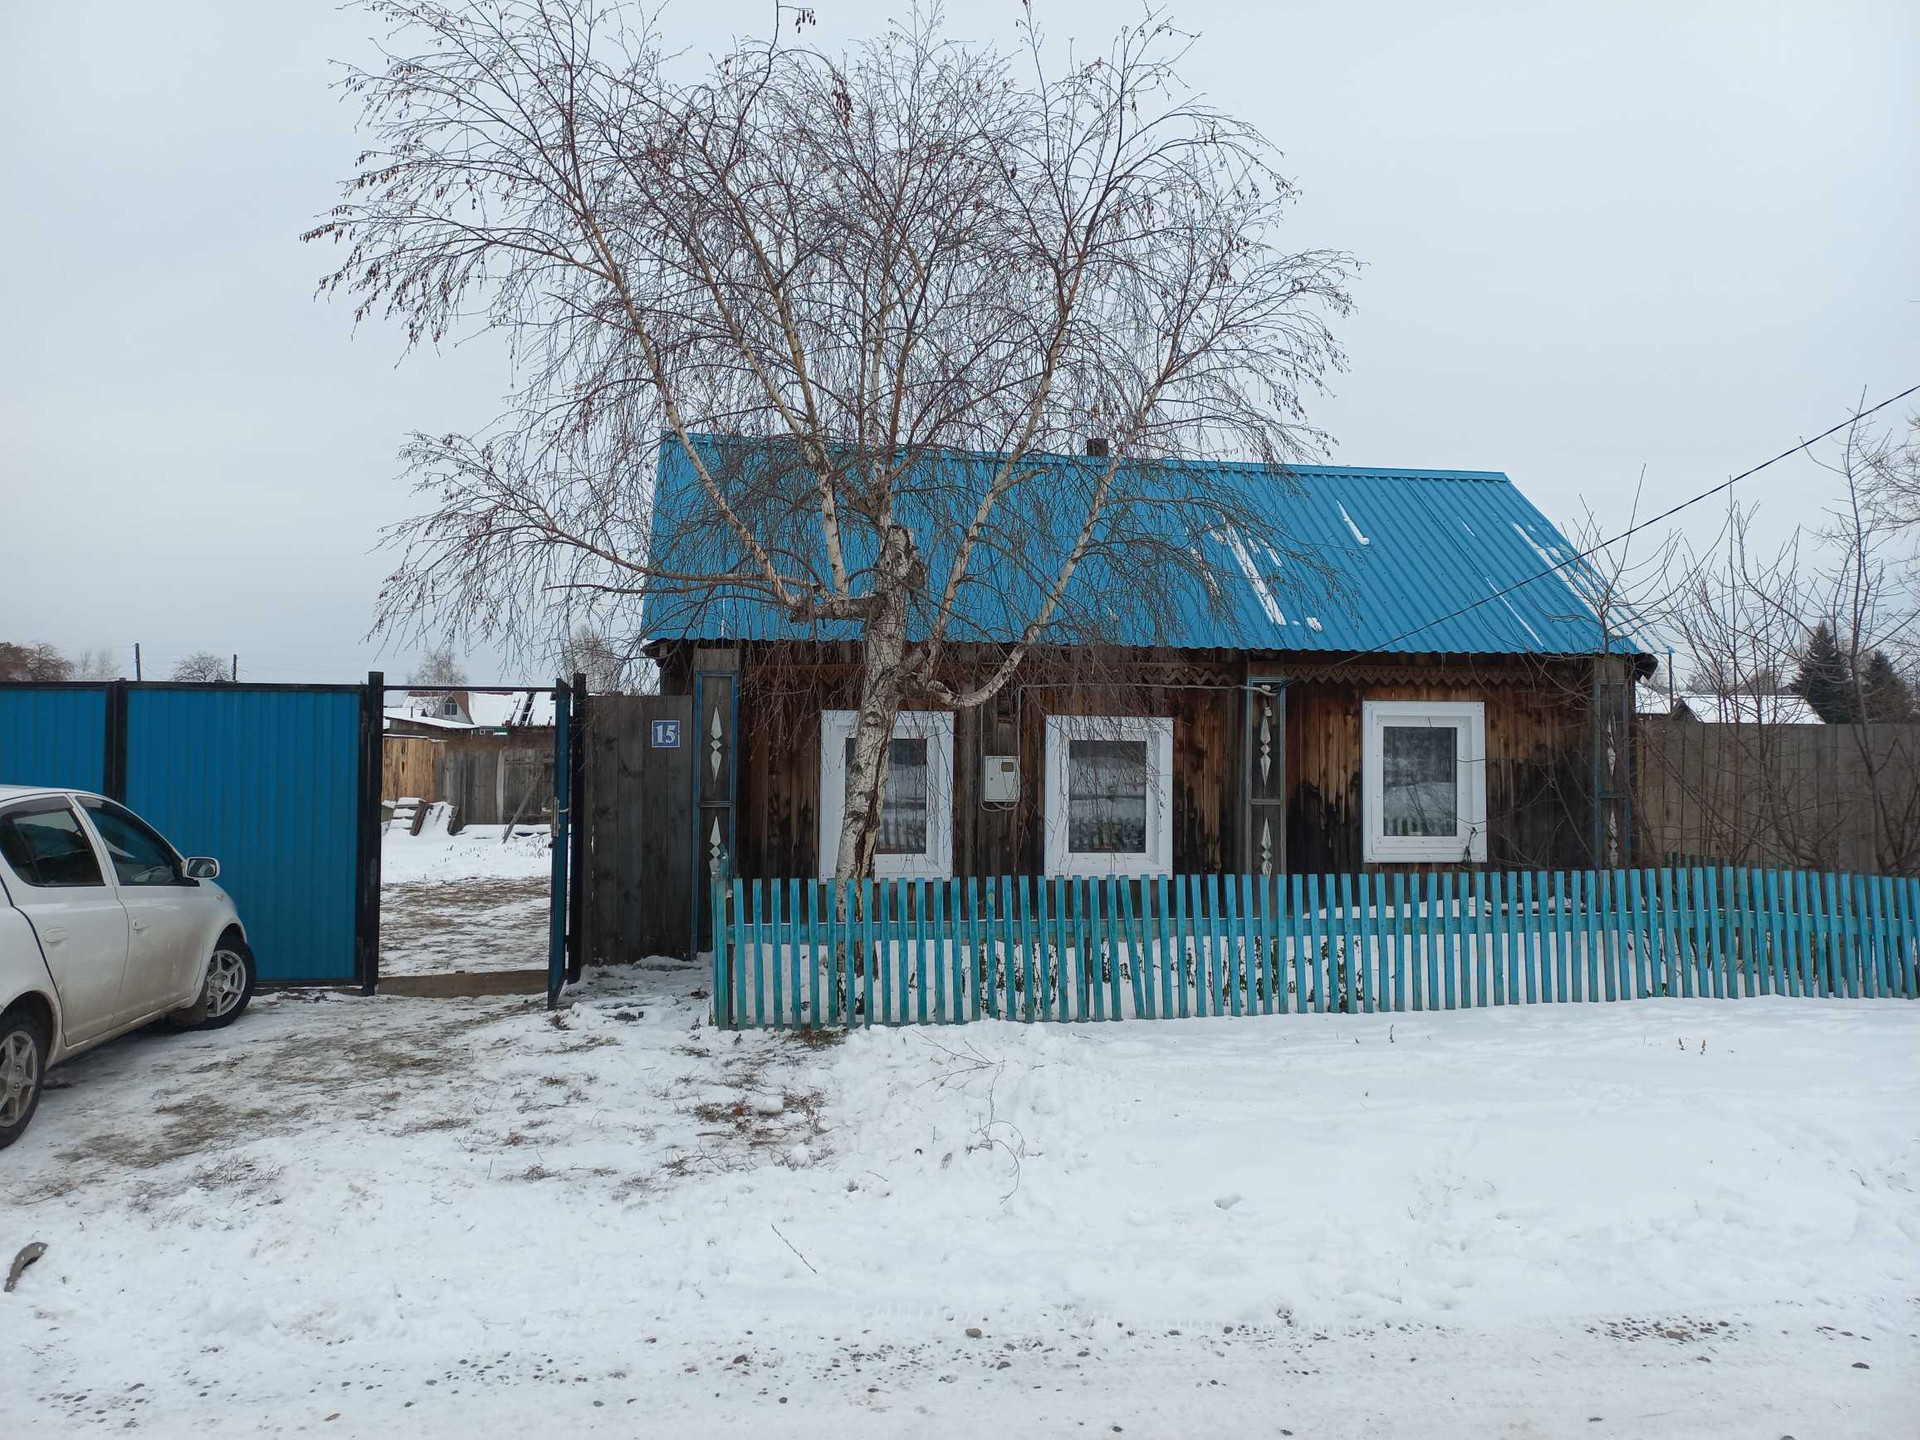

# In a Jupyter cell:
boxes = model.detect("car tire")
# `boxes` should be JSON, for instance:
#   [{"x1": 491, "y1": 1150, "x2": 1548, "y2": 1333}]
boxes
[
  {"x1": 169, "y1": 933, "x2": 256, "y2": 1032},
  {"x1": 0, "y1": 1005, "x2": 49, "y2": 1151}
]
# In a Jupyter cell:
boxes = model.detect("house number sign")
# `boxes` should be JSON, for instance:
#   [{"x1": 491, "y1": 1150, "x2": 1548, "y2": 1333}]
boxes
[{"x1": 651, "y1": 719, "x2": 681, "y2": 748}]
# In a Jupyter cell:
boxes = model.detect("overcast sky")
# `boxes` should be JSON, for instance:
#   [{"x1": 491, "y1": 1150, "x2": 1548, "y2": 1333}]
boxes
[{"x1": 3, "y1": 0, "x2": 1914, "y2": 683}]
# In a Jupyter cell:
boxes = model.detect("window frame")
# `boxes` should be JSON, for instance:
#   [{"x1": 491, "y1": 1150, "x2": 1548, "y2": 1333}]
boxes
[
  {"x1": 1043, "y1": 714, "x2": 1174, "y2": 877},
  {"x1": 1361, "y1": 700, "x2": 1488, "y2": 863},
  {"x1": 816, "y1": 709, "x2": 955, "y2": 880},
  {"x1": 79, "y1": 797, "x2": 187, "y2": 887},
  {"x1": 0, "y1": 799, "x2": 109, "y2": 890}
]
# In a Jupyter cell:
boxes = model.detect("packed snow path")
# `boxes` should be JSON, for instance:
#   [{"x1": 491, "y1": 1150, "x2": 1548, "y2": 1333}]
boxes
[
  {"x1": 4, "y1": 964, "x2": 1915, "y2": 1437},
  {"x1": 379, "y1": 817, "x2": 554, "y2": 978}
]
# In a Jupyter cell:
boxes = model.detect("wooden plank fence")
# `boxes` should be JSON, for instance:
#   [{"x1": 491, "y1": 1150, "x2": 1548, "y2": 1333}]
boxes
[{"x1": 709, "y1": 868, "x2": 1920, "y2": 1029}]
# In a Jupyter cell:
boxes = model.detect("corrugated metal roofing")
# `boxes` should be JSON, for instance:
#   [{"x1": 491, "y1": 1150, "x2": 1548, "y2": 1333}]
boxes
[{"x1": 643, "y1": 442, "x2": 1646, "y2": 658}]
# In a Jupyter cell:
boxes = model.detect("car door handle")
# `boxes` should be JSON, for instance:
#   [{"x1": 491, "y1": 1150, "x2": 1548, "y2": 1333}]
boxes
[
  {"x1": 131, "y1": 919, "x2": 149, "y2": 932},
  {"x1": 43, "y1": 928, "x2": 69, "y2": 943}
]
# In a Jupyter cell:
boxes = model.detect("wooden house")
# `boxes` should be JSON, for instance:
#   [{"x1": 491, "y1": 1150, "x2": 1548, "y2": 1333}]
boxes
[
  {"x1": 644, "y1": 445, "x2": 1651, "y2": 883},
  {"x1": 383, "y1": 689, "x2": 558, "y2": 827}
]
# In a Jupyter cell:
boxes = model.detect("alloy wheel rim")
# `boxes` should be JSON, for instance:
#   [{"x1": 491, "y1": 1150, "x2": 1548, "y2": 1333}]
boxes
[
  {"x1": 0, "y1": 1031, "x2": 37, "y2": 1127},
  {"x1": 206, "y1": 951, "x2": 247, "y2": 1017}
]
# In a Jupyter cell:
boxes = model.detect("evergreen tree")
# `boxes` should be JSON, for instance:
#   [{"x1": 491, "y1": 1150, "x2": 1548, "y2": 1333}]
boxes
[
  {"x1": 1792, "y1": 623, "x2": 1855, "y2": 722},
  {"x1": 1859, "y1": 650, "x2": 1918, "y2": 722}
]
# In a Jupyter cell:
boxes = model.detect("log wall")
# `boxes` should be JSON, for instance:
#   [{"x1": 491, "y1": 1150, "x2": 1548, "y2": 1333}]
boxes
[{"x1": 665, "y1": 644, "x2": 1604, "y2": 879}]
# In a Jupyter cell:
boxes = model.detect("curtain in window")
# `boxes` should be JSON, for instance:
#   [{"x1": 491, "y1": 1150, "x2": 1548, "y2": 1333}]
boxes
[
  {"x1": 844, "y1": 736, "x2": 930, "y2": 854},
  {"x1": 1381, "y1": 726, "x2": 1457, "y2": 837},
  {"x1": 1067, "y1": 739, "x2": 1148, "y2": 853}
]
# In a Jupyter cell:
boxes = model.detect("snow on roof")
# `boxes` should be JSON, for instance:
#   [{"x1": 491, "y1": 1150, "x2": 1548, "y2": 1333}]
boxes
[
  {"x1": 383, "y1": 708, "x2": 470, "y2": 732},
  {"x1": 464, "y1": 690, "x2": 556, "y2": 728},
  {"x1": 646, "y1": 438, "x2": 1652, "y2": 658},
  {"x1": 385, "y1": 689, "x2": 556, "y2": 731},
  {"x1": 1638, "y1": 687, "x2": 1824, "y2": 725}
]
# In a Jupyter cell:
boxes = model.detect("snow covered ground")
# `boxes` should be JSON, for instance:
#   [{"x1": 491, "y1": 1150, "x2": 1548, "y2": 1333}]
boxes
[
  {"x1": 380, "y1": 812, "x2": 553, "y2": 977},
  {"x1": 4, "y1": 971, "x2": 1915, "y2": 1437}
]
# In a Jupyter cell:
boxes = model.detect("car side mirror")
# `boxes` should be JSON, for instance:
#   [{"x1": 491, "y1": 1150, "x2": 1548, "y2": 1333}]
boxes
[{"x1": 184, "y1": 857, "x2": 220, "y2": 881}]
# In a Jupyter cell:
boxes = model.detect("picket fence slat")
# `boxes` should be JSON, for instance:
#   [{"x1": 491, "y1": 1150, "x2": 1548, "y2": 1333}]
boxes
[{"x1": 709, "y1": 865, "x2": 1920, "y2": 1028}]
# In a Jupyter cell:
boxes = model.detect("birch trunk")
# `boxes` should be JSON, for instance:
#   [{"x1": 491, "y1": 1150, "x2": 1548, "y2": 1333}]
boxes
[{"x1": 833, "y1": 532, "x2": 917, "y2": 880}]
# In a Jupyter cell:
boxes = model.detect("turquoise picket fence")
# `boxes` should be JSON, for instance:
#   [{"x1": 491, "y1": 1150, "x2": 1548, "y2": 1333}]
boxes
[{"x1": 708, "y1": 868, "x2": 1920, "y2": 1029}]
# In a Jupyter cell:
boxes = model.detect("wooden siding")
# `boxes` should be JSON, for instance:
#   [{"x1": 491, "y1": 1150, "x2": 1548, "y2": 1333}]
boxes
[
  {"x1": 1287, "y1": 674, "x2": 1590, "y2": 874},
  {"x1": 664, "y1": 644, "x2": 1603, "y2": 878},
  {"x1": 381, "y1": 735, "x2": 440, "y2": 803}
]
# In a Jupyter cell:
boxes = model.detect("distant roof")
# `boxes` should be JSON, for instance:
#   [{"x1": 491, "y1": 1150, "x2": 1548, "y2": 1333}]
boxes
[
  {"x1": 1639, "y1": 687, "x2": 1824, "y2": 724},
  {"x1": 643, "y1": 439, "x2": 1648, "y2": 658},
  {"x1": 383, "y1": 709, "x2": 468, "y2": 732},
  {"x1": 465, "y1": 690, "x2": 555, "y2": 728},
  {"x1": 386, "y1": 689, "x2": 556, "y2": 732}
]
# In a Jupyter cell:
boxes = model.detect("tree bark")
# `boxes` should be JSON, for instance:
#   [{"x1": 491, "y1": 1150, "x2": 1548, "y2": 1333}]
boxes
[{"x1": 833, "y1": 527, "x2": 920, "y2": 880}]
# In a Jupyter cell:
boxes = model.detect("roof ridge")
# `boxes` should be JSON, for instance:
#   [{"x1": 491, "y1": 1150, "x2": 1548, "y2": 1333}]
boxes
[{"x1": 675, "y1": 432, "x2": 1509, "y2": 482}]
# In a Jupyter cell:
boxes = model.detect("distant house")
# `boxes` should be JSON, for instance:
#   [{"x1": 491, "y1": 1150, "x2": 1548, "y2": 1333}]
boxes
[
  {"x1": 1638, "y1": 688, "x2": 1824, "y2": 726},
  {"x1": 642, "y1": 441, "x2": 1654, "y2": 879},
  {"x1": 385, "y1": 688, "x2": 557, "y2": 736},
  {"x1": 382, "y1": 689, "x2": 557, "y2": 827}
]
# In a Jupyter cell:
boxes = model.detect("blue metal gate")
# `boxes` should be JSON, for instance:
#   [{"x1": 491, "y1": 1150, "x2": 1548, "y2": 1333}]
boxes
[
  {"x1": 4, "y1": 676, "x2": 581, "y2": 997},
  {"x1": 123, "y1": 687, "x2": 373, "y2": 985},
  {"x1": 1, "y1": 681, "x2": 380, "y2": 986},
  {"x1": 0, "y1": 685, "x2": 110, "y2": 792}
]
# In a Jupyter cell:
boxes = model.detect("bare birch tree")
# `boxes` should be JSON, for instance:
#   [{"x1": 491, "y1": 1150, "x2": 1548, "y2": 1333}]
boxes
[
  {"x1": 407, "y1": 645, "x2": 468, "y2": 687},
  {"x1": 309, "y1": 0, "x2": 1354, "y2": 878}
]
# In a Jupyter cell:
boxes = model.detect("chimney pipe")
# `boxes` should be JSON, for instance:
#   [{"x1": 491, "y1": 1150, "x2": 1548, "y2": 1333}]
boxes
[{"x1": 1085, "y1": 437, "x2": 1109, "y2": 458}]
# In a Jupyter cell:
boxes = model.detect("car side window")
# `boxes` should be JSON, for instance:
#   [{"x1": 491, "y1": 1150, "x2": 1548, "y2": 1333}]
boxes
[
  {"x1": 79, "y1": 799, "x2": 182, "y2": 887},
  {"x1": 0, "y1": 803, "x2": 108, "y2": 888}
]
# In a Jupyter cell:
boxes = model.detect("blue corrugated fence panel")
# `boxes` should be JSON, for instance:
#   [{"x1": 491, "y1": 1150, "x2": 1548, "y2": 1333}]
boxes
[
  {"x1": 0, "y1": 686, "x2": 109, "y2": 792},
  {"x1": 122, "y1": 688, "x2": 361, "y2": 985}
]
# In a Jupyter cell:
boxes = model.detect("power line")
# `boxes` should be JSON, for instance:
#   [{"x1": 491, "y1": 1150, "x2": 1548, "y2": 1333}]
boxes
[{"x1": 1332, "y1": 382, "x2": 1920, "y2": 664}]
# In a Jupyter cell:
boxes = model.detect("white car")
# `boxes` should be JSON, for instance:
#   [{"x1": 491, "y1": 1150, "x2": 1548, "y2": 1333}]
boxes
[{"x1": 0, "y1": 785, "x2": 254, "y2": 1149}]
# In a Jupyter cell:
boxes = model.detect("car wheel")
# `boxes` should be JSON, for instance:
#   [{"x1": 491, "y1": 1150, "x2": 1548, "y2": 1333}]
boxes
[
  {"x1": 169, "y1": 934, "x2": 256, "y2": 1031},
  {"x1": 0, "y1": 1006, "x2": 48, "y2": 1150}
]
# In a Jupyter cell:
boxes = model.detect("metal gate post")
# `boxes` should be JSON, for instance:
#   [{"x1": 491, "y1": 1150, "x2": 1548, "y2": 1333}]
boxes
[
  {"x1": 566, "y1": 670, "x2": 587, "y2": 984},
  {"x1": 103, "y1": 680, "x2": 129, "y2": 802},
  {"x1": 547, "y1": 679, "x2": 573, "y2": 1009},
  {"x1": 354, "y1": 671, "x2": 385, "y2": 994}
]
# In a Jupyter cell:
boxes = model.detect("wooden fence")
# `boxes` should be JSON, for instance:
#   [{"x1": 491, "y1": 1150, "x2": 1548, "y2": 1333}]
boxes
[
  {"x1": 435, "y1": 744, "x2": 554, "y2": 827},
  {"x1": 710, "y1": 869, "x2": 1920, "y2": 1029},
  {"x1": 1638, "y1": 721, "x2": 1920, "y2": 875},
  {"x1": 382, "y1": 736, "x2": 440, "y2": 803}
]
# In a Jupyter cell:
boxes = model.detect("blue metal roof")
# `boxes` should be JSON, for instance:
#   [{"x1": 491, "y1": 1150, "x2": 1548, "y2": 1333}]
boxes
[{"x1": 643, "y1": 441, "x2": 1644, "y2": 657}]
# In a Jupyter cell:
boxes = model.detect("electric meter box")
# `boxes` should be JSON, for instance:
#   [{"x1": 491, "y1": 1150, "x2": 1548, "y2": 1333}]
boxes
[{"x1": 982, "y1": 754, "x2": 1021, "y2": 804}]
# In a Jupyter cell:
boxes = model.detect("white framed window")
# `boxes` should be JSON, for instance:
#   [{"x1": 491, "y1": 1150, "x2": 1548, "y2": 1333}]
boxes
[
  {"x1": 817, "y1": 709, "x2": 954, "y2": 879},
  {"x1": 1043, "y1": 715, "x2": 1174, "y2": 877},
  {"x1": 1362, "y1": 700, "x2": 1487, "y2": 863}
]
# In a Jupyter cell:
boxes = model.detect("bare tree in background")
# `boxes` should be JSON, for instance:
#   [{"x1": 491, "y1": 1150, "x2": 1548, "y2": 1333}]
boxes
[
  {"x1": 1860, "y1": 412, "x2": 1920, "y2": 534},
  {"x1": 408, "y1": 646, "x2": 468, "y2": 687},
  {"x1": 169, "y1": 652, "x2": 231, "y2": 684},
  {"x1": 560, "y1": 627, "x2": 634, "y2": 694},
  {"x1": 1647, "y1": 410, "x2": 1920, "y2": 873},
  {"x1": 69, "y1": 647, "x2": 119, "y2": 681},
  {"x1": 0, "y1": 642, "x2": 75, "y2": 682},
  {"x1": 311, "y1": 0, "x2": 1352, "y2": 879}
]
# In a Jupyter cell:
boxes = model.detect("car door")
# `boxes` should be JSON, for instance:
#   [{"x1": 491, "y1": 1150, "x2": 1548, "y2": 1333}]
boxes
[
  {"x1": 77, "y1": 798, "x2": 210, "y2": 1020},
  {"x1": 0, "y1": 798, "x2": 131, "y2": 1046}
]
